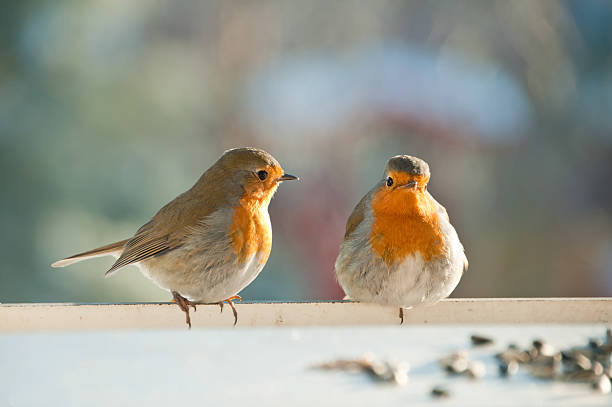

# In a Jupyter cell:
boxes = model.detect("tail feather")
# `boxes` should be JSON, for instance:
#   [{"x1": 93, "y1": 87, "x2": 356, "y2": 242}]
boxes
[{"x1": 51, "y1": 239, "x2": 129, "y2": 268}]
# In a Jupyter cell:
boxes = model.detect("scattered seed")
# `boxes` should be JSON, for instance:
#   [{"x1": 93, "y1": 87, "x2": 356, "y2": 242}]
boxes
[
  {"x1": 561, "y1": 350, "x2": 575, "y2": 363},
  {"x1": 599, "y1": 349, "x2": 612, "y2": 359},
  {"x1": 497, "y1": 348, "x2": 531, "y2": 364},
  {"x1": 431, "y1": 386, "x2": 450, "y2": 398},
  {"x1": 315, "y1": 355, "x2": 409, "y2": 386},
  {"x1": 391, "y1": 362, "x2": 410, "y2": 386},
  {"x1": 532, "y1": 339, "x2": 556, "y2": 358},
  {"x1": 592, "y1": 375, "x2": 612, "y2": 394},
  {"x1": 592, "y1": 361, "x2": 604, "y2": 376},
  {"x1": 467, "y1": 361, "x2": 486, "y2": 379},
  {"x1": 562, "y1": 370, "x2": 599, "y2": 383},
  {"x1": 589, "y1": 338, "x2": 603, "y2": 350},
  {"x1": 529, "y1": 364, "x2": 559, "y2": 380},
  {"x1": 470, "y1": 334, "x2": 494, "y2": 346},
  {"x1": 317, "y1": 328, "x2": 612, "y2": 397},
  {"x1": 440, "y1": 351, "x2": 469, "y2": 375},
  {"x1": 499, "y1": 360, "x2": 519, "y2": 377}
]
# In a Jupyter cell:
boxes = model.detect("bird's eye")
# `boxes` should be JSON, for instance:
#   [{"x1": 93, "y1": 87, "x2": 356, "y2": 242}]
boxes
[
  {"x1": 257, "y1": 170, "x2": 268, "y2": 181},
  {"x1": 386, "y1": 177, "x2": 393, "y2": 187}
]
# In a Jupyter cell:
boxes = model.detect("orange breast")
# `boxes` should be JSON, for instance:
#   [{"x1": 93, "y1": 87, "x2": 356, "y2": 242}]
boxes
[
  {"x1": 228, "y1": 196, "x2": 272, "y2": 265},
  {"x1": 370, "y1": 187, "x2": 444, "y2": 265}
]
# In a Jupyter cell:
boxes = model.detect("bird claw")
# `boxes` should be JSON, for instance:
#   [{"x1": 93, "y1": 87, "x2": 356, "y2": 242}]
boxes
[
  {"x1": 218, "y1": 295, "x2": 242, "y2": 326},
  {"x1": 172, "y1": 291, "x2": 197, "y2": 329}
]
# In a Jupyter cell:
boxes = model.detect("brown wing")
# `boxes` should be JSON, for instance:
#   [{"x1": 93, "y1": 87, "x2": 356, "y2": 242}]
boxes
[
  {"x1": 106, "y1": 169, "x2": 230, "y2": 276},
  {"x1": 344, "y1": 187, "x2": 377, "y2": 239},
  {"x1": 105, "y1": 229, "x2": 174, "y2": 275},
  {"x1": 440, "y1": 202, "x2": 468, "y2": 273},
  {"x1": 428, "y1": 191, "x2": 468, "y2": 274}
]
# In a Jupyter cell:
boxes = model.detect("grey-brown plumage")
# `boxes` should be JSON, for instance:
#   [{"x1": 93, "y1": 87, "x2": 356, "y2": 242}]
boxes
[
  {"x1": 335, "y1": 155, "x2": 466, "y2": 322},
  {"x1": 52, "y1": 147, "x2": 298, "y2": 327},
  {"x1": 53, "y1": 148, "x2": 283, "y2": 275},
  {"x1": 384, "y1": 155, "x2": 430, "y2": 178}
]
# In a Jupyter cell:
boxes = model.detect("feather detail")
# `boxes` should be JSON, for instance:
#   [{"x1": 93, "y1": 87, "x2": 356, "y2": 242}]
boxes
[
  {"x1": 51, "y1": 147, "x2": 290, "y2": 280},
  {"x1": 343, "y1": 184, "x2": 379, "y2": 239},
  {"x1": 105, "y1": 235, "x2": 179, "y2": 276},
  {"x1": 51, "y1": 239, "x2": 128, "y2": 268}
]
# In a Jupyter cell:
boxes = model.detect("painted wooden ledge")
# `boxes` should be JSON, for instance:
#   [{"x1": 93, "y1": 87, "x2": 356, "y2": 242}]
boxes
[{"x1": 1, "y1": 298, "x2": 611, "y2": 332}]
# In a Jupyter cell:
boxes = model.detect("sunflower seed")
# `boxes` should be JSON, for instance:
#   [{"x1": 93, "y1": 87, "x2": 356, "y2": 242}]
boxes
[
  {"x1": 467, "y1": 361, "x2": 486, "y2": 379},
  {"x1": 592, "y1": 375, "x2": 612, "y2": 394},
  {"x1": 499, "y1": 360, "x2": 519, "y2": 377},
  {"x1": 440, "y1": 351, "x2": 469, "y2": 375},
  {"x1": 470, "y1": 334, "x2": 494, "y2": 346},
  {"x1": 431, "y1": 386, "x2": 450, "y2": 398}
]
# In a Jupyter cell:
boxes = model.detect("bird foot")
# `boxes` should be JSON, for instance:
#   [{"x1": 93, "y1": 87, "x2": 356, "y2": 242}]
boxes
[
  {"x1": 218, "y1": 295, "x2": 242, "y2": 326},
  {"x1": 172, "y1": 291, "x2": 197, "y2": 329}
]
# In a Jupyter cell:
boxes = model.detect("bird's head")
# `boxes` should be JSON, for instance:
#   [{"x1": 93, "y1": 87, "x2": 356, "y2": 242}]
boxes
[
  {"x1": 383, "y1": 155, "x2": 430, "y2": 192},
  {"x1": 371, "y1": 155, "x2": 431, "y2": 215},
  {"x1": 213, "y1": 148, "x2": 298, "y2": 207}
]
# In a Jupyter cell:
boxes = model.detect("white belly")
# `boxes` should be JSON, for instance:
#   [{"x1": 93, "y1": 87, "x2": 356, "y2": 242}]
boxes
[
  {"x1": 192, "y1": 253, "x2": 266, "y2": 302},
  {"x1": 337, "y1": 224, "x2": 465, "y2": 308},
  {"x1": 374, "y1": 253, "x2": 462, "y2": 307},
  {"x1": 136, "y1": 249, "x2": 267, "y2": 303}
]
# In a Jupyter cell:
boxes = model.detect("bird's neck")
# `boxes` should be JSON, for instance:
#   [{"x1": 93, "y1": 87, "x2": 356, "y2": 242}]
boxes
[
  {"x1": 370, "y1": 190, "x2": 444, "y2": 264},
  {"x1": 372, "y1": 188, "x2": 435, "y2": 216},
  {"x1": 239, "y1": 185, "x2": 278, "y2": 213}
]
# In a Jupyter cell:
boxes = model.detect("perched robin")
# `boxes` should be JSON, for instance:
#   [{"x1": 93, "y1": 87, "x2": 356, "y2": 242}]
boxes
[
  {"x1": 52, "y1": 147, "x2": 298, "y2": 328},
  {"x1": 335, "y1": 155, "x2": 467, "y2": 322}
]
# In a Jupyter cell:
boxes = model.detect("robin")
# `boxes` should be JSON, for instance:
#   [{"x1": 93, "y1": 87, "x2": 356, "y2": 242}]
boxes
[
  {"x1": 335, "y1": 155, "x2": 467, "y2": 323},
  {"x1": 52, "y1": 147, "x2": 298, "y2": 328}
]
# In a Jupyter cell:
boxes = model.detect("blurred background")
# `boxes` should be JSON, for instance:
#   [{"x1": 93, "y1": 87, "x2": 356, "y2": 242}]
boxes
[{"x1": 1, "y1": 0, "x2": 611, "y2": 303}]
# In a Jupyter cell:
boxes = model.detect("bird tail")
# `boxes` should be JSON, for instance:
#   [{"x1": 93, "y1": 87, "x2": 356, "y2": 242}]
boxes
[{"x1": 51, "y1": 239, "x2": 129, "y2": 268}]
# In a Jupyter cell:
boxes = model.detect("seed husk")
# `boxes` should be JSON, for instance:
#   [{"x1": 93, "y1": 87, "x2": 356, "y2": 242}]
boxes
[
  {"x1": 440, "y1": 351, "x2": 469, "y2": 375},
  {"x1": 499, "y1": 360, "x2": 519, "y2": 377},
  {"x1": 574, "y1": 353, "x2": 592, "y2": 371},
  {"x1": 562, "y1": 370, "x2": 599, "y2": 383},
  {"x1": 531, "y1": 339, "x2": 556, "y2": 358},
  {"x1": 592, "y1": 375, "x2": 612, "y2": 394},
  {"x1": 470, "y1": 334, "x2": 494, "y2": 346},
  {"x1": 496, "y1": 348, "x2": 531, "y2": 364},
  {"x1": 467, "y1": 361, "x2": 486, "y2": 379},
  {"x1": 431, "y1": 386, "x2": 450, "y2": 398},
  {"x1": 589, "y1": 338, "x2": 603, "y2": 350}
]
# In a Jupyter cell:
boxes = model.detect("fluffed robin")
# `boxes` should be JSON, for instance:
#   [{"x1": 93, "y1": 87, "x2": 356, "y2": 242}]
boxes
[
  {"x1": 52, "y1": 147, "x2": 298, "y2": 328},
  {"x1": 335, "y1": 155, "x2": 467, "y2": 322}
]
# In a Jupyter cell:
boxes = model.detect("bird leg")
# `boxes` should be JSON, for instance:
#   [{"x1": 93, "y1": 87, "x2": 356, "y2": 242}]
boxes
[
  {"x1": 399, "y1": 307, "x2": 404, "y2": 325},
  {"x1": 172, "y1": 291, "x2": 197, "y2": 329},
  {"x1": 218, "y1": 295, "x2": 242, "y2": 326}
]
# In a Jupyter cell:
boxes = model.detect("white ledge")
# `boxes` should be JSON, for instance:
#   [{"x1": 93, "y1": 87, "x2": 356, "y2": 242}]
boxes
[{"x1": 1, "y1": 298, "x2": 611, "y2": 332}]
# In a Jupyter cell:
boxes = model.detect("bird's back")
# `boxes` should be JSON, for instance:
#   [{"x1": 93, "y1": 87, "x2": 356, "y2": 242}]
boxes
[{"x1": 106, "y1": 167, "x2": 232, "y2": 274}]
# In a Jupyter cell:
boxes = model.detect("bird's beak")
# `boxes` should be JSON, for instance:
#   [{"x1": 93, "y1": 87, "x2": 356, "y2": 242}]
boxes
[
  {"x1": 278, "y1": 173, "x2": 299, "y2": 182},
  {"x1": 403, "y1": 180, "x2": 418, "y2": 189}
]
